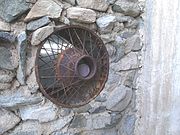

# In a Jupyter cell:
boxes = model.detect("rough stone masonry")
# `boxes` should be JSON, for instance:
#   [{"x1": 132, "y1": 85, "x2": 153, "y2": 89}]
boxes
[{"x1": 0, "y1": 0, "x2": 144, "y2": 135}]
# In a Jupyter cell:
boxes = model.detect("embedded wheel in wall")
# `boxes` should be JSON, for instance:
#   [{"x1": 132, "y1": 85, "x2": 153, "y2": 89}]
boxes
[{"x1": 35, "y1": 25, "x2": 109, "y2": 108}]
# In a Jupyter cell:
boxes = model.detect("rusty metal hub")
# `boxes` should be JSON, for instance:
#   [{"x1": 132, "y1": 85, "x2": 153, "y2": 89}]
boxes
[{"x1": 35, "y1": 25, "x2": 109, "y2": 108}]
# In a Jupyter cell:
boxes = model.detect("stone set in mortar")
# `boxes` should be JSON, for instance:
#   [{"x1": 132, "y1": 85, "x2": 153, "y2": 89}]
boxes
[{"x1": 0, "y1": 0, "x2": 144, "y2": 135}]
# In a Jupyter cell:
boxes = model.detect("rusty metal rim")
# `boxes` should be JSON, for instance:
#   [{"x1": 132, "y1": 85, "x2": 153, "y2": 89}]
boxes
[{"x1": 35, "y1": 25, "x2": 109, "y2": 108}]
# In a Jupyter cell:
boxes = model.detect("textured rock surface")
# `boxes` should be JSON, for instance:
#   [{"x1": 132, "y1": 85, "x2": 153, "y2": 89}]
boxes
[
  {"x1": 0, "y1": 83, "x2": 11, "y2": 90},
  {"x1": 96, "y1": 15, "x2": 116, "y2": 34},
  {"x1": 64, "y1": 0, "x2": 75, "y2": 5},
  {"x1": 125, "y1": 35, "x2": 141, "y2": 53},
  {"x1": 0, "y1": 47, "x2": 14, "y2": 70},
  {"x1": 112, "y1": 1, "x2": 140, "y2": 17},
  {"x1": 105, "y1": 86, "x2": 132, "y2": 112},
  {"x1": 67, "y1": 7, "x2": 96, "y2": 23},
  {"x1": 31, "y1": 26, "x2": 54, "y2": 45},
  {"x1": 17, "y1": 31, "x2": 27, "y2": 85},
  {"x1": 0, "y1": 108, "x2": 21, "y2": 134},
  {"x1": 19, "y1": 102, "x2": 58, "y2": 123},
  {"x1": 0, "y1": 86, "x2": 43, "y2": 108},
  {"x1": 76, "y1": 0, "x2": 109, "y2": 11},
  {"x1": 25, "y1": 0, "x2": 63, "y2": 22},
  {"x1": 0, "y1": 70, "x2": 15, "y2": 83},
  {"x1": 111, "y1": 52, "x2": 139, "y2": 71},
  {"x1": 10, "y1": 112, "x2": 74, "y2": 135},
  {"x1": 0, "y1": 0, "x2": 29, "y2": 22},
  {"x1": 70, "y1": 112, "x2": 110, "y2": 129},
  {"x1": 0, "y1": 32, "x2": 15, "y2": 43},
  {"x1": 27, "y1": 16, "x2": 51, "y2": 31},
  {"x1": 0, "y1": 21, "x2": 11, "y2": 31}
]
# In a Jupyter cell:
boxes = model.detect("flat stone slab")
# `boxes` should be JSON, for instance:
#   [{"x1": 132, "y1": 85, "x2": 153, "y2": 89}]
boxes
[
  {"x1": 24, "y1": 0, "x2": 63, "y2": 22},
  {"x1": 0, "y1": 108, "x2": 21, "y2": 134},
  {"x1": 0, "y1": 86, "x2": 43, "y2": 108},
  {"x1": 96, "y1": 15, "x2": 116, "y2": 34},
  {"x1": 0, "y1": 21, "x2": 11, "y2": 31},
  {"x1": 0, "y1": 0, "x2": 29, "y2": 22},
  {"x1": 0, "y1": 47, "x2": 14, "y2": 70},
  {"x1": 76, "y1": 0, "x2": 109, "y2": 12},
  {"x1": 112, "y1": 1, "x2": 140, "y2": 17},
  {"x1": 27, "y1": 16, "x2": 51, "y2": 31},
  {"x1": 67, "y1": 7, "x2": 96, "y2": 23},
  {"x1": 31, "y1": 26, "x2": 54, "y2": 46},
  {"x1": 19, "y1": 102, "x2": 58, "y2": 123},
  {"x1": 0, "y1": 32, "x2": 15, "y2": 43}
]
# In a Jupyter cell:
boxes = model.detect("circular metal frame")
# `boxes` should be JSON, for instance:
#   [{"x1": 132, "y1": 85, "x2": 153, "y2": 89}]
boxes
[{"x1": 35, "y1": 25, "x2": 109, "y2": 108}]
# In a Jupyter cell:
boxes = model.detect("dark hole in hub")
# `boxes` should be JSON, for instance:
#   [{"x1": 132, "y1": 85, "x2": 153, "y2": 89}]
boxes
[{"x1": 76, "y1": 56, "x2": 96, "y2": 80}]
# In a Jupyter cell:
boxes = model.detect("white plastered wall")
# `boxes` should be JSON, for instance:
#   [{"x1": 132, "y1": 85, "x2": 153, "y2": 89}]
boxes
[{"x1": 136, "y1": 0, "x2": 180, "y2": 135}]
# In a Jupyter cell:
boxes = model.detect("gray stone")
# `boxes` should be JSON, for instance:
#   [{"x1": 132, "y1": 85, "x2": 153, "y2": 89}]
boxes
[
  {"x1": 119, "y1": 29, "x2": 136, "y2": 39},
  {"x1": 52, "y1": 132, "x2": 74, "y2": 135},
  {"x1": 116, "y1": 16, "x2": 134, "y2": 23},
  {"x1": 70, "y1": 21, "x2": 97, "y2": 31},
  {"x1": 110, "y1": 112, "x2": 122, "y2": 127},
  {"x1": 96, "y1": 15, "x2": 116, "y2": 34},
  {"x1": 64, "y1": 0, "x2": 75, "y2": 5},
  {"x1": 0, "y1": 86, "x2": 43, "y2": 108},
  {"x1": 125, "y1": 35, "x2": 141, "y2": 54},
  {"x1": 106, "y1": 44, "x2": 116, "y2": 57},
  {"x1": 86, "y1": 112, "x2": 112, "y2": 129},
  {"x1": 0, "y1": 0, "x2": 30, "y2": 22},
  {"x1": 19, "y1": 101, "x2": 58, "y2": 123},
  {"x1": 0, "y1": 70, "x2": 15, "y2": 83},
  {"x1": 0, "y1": 47, "x2": 14, "y2": 70},
  {"x1": 112, "y1": 1, "x2": 140, "y2": 17},
  {"x1": 26, "y1": 71, "x2": 39, "y2": 93},
  {"x1": 10, "y1": 22, "x2": 26, "y2": 35},
  {"x1": 17, "y1": 31, "x2": 27, "y2": 85},
  {"x1": 67, "y1": 7, "x2": 96, "y2": 23},
  {"x1": 10, "y1": 112, "x2": 74, "y2": 135},
  {"x1": 105, "y1": 86, "x2": 132, "y2": 112},
  {"x1": 114, "y1": 35, "x2": 126, "y2": 44},
  {"x1": 124, "y1": 70, "x2": 137, "y2": 88},
  {"x1": 31, "y1": 26, "x2": 54, "y2": 46},
  {"x1": 70, "y1": 114, "x2": 87, "y2": 128},
  {"x1": 26, "y1": 0, "x2": 37, "y2": 3},
  {"x1": 59, "y1": 108, "x2": 71, "y2": 117},
  {"x1": 9, "y1": 121, "x2": 42, "y2": 135},
  {"x1": 113, "y1": 22, "x2": 124, "y2": 33},
  {"x1": 100, "y1": 34, "x2": 114, "y2": 44},
  {"x1": 76, "y1": 0, "x2": 109, "y2": 11},
  {"x1": 90, "y1": 106, "x2": 106, "y2": 114},
  {"x1": 0, "y1": 83, "x2": 11, "y2": 90},
  {"x1": 0, "y1": 32, "x2": 15, "y2": 43},
  {"x1": 0, "y1": 21, "x2": 11, "y2": 31},
  {"x1": 80, "y1": 128, "x2": 118, "y2": 135},
  {"x1": 73, "y1": 104, "x2": 92, "y2": 113},
  {"x1": 42, "y1": 112, "x2": 74, "y2": 135},
  {"x1": 111, "y1": 52, "x2": 139, "y2": 71},
  {"x1": 106, "y1": 69, "x2": 121, "y2": 85},
  {"x1": 124, "y1": 19, "x2": 139, "y2": 28},
  {"x1": 70, "y1": 112, "x2": 116, "y2": 130},
  {"x1": 95, "y1": 91, "x2": 108, "y2": 102},
  {"x1": 106, "y1": 0, "x2": 117, "y2": 4},
  {"x1": 112, "y1": 44, "x2": 125, "y2": 63},
  {"x1": 24, "y1": 0, "x2": 63, "y2": 22},
  {"x1": 104, "y1": 85, "x2": 127, "y2": 110},
  {"x1": 0, "y1": 108, "x2": 21, "y2": 134},
  {"x1": 123, "y1": 115, "x2": 136, "y2": 135},
  {"x1": 27, "y1": 16, "x2": 51, "y2": 31}
]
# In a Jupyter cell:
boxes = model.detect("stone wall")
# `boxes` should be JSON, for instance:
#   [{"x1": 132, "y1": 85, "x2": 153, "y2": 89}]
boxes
[{"x1": 0, "y1": 0, "x2": 144, "y2": 135}]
